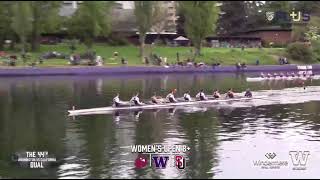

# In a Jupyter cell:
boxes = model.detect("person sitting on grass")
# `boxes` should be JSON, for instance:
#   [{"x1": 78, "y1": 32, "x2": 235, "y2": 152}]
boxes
[{"x1": 121, "y1": 57, "x2": 128, "y2": 65}]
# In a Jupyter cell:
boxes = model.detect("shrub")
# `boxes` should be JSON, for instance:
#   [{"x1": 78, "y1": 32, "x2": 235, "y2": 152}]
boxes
[
  {"x1": 286, "y1": 42, "x2": 314, "y2": 63},
  {"x1": 311, "y1": 40, "x2": 320, "y2": 62},
  {"x1": 107, "y1": 36, "x2": 130, "y2": 46}
]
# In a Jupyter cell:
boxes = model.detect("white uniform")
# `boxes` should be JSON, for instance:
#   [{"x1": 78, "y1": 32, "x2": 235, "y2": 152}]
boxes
[
  {"x1": 113, "y1": 96, "x2": 120, "y2": 103},
  {"x1": 130, "y1": 96, "x2": 142, "y2": 105},
  {"x1": 113, "y1": 95, "x2": 122, "y2": 107},
  {"x1": 196, "y1": 92, "x2": 207, "y2": 100},
  {"x1": 183, "y1": 93, "x2": 191, "y2": 101},
  {"x1": 166, "y1": 93, "x2": 177, "y2": 103}
]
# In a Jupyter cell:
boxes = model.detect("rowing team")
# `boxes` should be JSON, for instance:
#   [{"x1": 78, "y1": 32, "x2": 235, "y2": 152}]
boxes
[
  {"x1": 260, "y1": 72, "x2": 314, "y2": 78},
  {"x1": 113, "y1": 88, "x2": 253, "y2": 107}
]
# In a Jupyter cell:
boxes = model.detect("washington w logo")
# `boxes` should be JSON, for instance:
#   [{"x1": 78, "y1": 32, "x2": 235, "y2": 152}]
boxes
[
  {"x1": 266, "y1": 11, "x2": 275, "y2": 21},
  {"x1": 289, "y1": 151, "x2": 310, "y2": 170},
  {"x1": 152, "y1": 156, "x2": 169, "y2": 169}
]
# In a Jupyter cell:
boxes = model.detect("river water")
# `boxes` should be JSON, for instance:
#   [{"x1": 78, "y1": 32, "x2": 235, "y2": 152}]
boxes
[{"x1": 0, "y1": 73, "x2": 320, "y2": 179}]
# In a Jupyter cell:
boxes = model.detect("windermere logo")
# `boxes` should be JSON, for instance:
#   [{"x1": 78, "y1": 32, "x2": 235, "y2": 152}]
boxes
[
  {"x1": 289, "y1": 151, "x2": 310, "y2": 170},
  {"x1": 265, "y1": 152, "x2": 276, "y2": 159},
  {"x1": 253, "y1": 152, "x2": 288, "y2": 169}
]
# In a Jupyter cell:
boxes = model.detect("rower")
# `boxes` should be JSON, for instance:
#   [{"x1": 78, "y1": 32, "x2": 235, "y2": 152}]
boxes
[
  {"x1": 226, "y1": 88, "x2": 235, "y2": 98},
  {"x1": 286, "y1": 72, "x2": 290, "y2": 77},
  {"x1": 151, "y1": 92, "x2": 163, "y2": 104},
  {"x1": 267, "y1": 73, "x2": 272, "y2": 78},
  {"x1": 274, "y1": 72, "x2": 278, "y2": 77},
  {"x1": 183, "y1": 91, "x2": 192, "y2": 101},
  {"x1": 244, "y1": 88, "x2": 252, "y2": 98},
  {"x1": 166, "y1": 89, "x2": 178, "y2": 103},
  {"x1": 130, "y1": 93, "x2": 144, "y2": 106},
  {"x1": 291, "y1": 72, "x2": 295, "y2": 77},
  {"x1": 303, "y1": 72, "x2": 307, "y2": 77},
  {"x1": 213, "y1": 89, "x2": 221, "y2": 98},
  {"x1": 196, "y1": 89, "x2": 208, "y2": 101},
  {"x1": 260, "y1": 72, "x2": 265, "y2": 78},
  {"x1": 279, "y1": 72, "x2": 284, "y2": 77},
  {"x1": 113, "y1": 93, "x2": 124, "y2": 107}
]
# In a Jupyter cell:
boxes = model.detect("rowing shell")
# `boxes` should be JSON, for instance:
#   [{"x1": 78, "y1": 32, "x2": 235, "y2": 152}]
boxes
[
  {"x1": 68, "y1": 95, "x2": 268, "y2": 116},
  {"x1": 246, "y1": 75, "x2": 320, "y2": 82}
]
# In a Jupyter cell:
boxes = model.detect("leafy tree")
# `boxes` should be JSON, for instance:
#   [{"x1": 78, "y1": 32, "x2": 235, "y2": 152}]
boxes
[
  {"x1": 179, "y1": 1, "x2": 220, "y2": 56},
  {"x1": 217, "y1": 1, "x2": 247, "y2": 35},
  {"x1": 69, "y1": 1, "x2": 114, "y2": 49},
  {"x1": 11, "y1": 1, "x2": 32, "y2": 54},
  {"x1": 134, "y1": 1, "x2": 154, "y2": 62},
  {"x1": 30, "y1": 1, "x2": 61, "y2": 51},
  {"x1": 151, "y1": 1, "x2": 169, "y2": 44},
  {"x1": 0, "y1": 1, "x2": 13, "y2": 50}
]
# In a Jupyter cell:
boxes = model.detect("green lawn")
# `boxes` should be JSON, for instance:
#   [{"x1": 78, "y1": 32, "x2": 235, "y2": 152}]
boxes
[{"x1": 0, "y1": 43, "x2": 289, "y2": 67}]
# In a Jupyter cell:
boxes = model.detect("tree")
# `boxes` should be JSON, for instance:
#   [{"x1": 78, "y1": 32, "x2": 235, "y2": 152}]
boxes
[
  {"x1": 69, "y1": 1, "x2": 113, "y2": 49},
  {"x1": 11, "y1": 1, "x2": 32, "y2": 54},
  {"x1": 151, "y1": 1, "x2": 169, "y2": 44},
  {"x1": 217, "y1": 1, "x2": 247, "y2": 35},
  {"x1": 30, "y1": 1, "x2": 61, "y2": 51},
  {"x1": 0, "y1": 1, "x2": 13, "y2": 50},
  {"x1": 244, "y1": 1, "x2": 267, "y2": 30},
  {"x1": 134, "y1": 1, "x2": 154, "y2": 62},
  {"x1": 179, "y1": 1, "x2": 220, "y2": 56}
]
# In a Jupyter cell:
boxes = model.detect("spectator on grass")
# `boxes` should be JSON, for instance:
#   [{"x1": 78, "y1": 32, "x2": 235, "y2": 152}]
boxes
[
  {"x1": 121, "y1": 57, "x2": 128, "y2": 65},
  {"x1": 283, "y1": 57, "x2": 288, "y2": 64},
  {"x1": 235, "y1": 62, "x2": 242, "y2": 70},
  {"x1": 144, "y1": 57, "x2": 149, "y2": 65}
]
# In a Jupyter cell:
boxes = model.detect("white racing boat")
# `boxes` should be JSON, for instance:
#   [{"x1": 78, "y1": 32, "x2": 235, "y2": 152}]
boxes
[
  {"x1": 68, "y1": 86, "x2": 320, "y2": 116},
  {"x1": 68, "y1": 95, "x2": 268, "y2": 116},
  {"x1": 246, "y1": 75, "x2": 320, "y2": 82}
]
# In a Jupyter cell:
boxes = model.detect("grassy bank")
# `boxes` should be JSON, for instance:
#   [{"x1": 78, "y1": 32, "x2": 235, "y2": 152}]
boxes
[{"x1": 0, "y1": 43, "x2": 290, "y2": 67}]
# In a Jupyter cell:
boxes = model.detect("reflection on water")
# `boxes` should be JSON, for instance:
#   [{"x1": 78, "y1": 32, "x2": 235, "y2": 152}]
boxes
[{"x1": 0, "y1": 74, "x2": 319, "y2": 178}]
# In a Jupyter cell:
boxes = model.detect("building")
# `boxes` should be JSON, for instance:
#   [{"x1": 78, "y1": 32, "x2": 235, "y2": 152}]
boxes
[
  {"x1": 233, "y1": 26, "x2": 292, "y2": 46},
  {"x1": 59, "y1": 1, "x2": 83, "y2": 16},
  {"x1": 162, "y1": 1, "x2": 178, "y2": 32}
]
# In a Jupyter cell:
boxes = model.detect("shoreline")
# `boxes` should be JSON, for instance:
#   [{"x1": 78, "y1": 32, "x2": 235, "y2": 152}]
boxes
[{"x1": 0, "y1": 64, "x2": 318, "y2": 76}]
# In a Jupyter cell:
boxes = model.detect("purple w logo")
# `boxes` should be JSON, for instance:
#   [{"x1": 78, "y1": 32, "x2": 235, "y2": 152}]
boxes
[{"x1": 152, "y1": 156, "x2": 169, "y2": 169}]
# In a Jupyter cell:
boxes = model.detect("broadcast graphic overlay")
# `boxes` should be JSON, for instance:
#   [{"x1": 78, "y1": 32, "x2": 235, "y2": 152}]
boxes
[{"x1": 131, "y1": 144, "x2": 190, "y2": 170}]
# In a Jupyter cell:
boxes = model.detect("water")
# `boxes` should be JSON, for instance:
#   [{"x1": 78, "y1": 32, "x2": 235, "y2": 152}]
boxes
[{"x1": 0, "y1": 73, "x2": 320, "y2": 179}]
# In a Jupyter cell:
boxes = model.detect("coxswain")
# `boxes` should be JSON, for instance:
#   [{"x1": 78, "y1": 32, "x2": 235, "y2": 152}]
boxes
[
  {"x1": 244, "y1": 88, "x2": 253, "y2": 98},
  {"x1": 196, "y1": 89, "x2": 208, "y2": 101},
  {"x1": 183, "y1": 91, "x2": 192, "y2": 101},
  {"x1": 130, "y1": 93, "x2": 144, "y2": 106},
  {"x1": 113, "y1": 93, "x2": 124, "y2": 107},
  {"x1": 226, "y1": 88, "x2": 235, "y2": 98},
  {"x1": 166, "y1": 89, "x2": 178, "y2": 103},
  {"x1": 213, "y1": 89, "x2": 221, "y2": 98}
]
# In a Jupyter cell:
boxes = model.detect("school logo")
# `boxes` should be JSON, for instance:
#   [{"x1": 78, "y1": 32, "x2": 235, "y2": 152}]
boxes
[
  {"x1": 289, "y1": 151, "x2": 310, "y2": 170},
  {"x1": 134, "y1": 154, "x2": 148, "y2": 169},
  {"x1": 266, "y1": 11, "x2": 275, "y2": 21},
  {"x1": 175, "y1": 155, "x2": 186, "y2": 169},
  {"x1": 152, "y1": 155, "x2": 169, "y2": 169}
]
